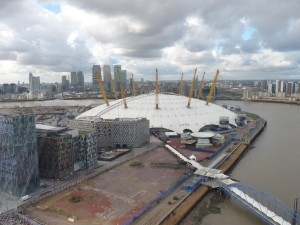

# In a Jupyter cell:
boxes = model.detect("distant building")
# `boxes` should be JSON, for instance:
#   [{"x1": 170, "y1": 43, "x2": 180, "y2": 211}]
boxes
[
  {"x1": 2, "y1": 83, "x2": 17, "y2": 94},
  {"x1": 275, "y1": 80, "x2": 280, "y2": 93},
  {"x1": 103, "y1": 65, "x2": 111, "y2": 91},
  {"x1": 0, "y1": 113, "x2": 40, "y2": 196},
  {"x1": 70, "y1": 72, "x2": 77, "y2": 91},
  {"x1": 77, "y1": 71, "x2": 84, "y2": 92},
  {"x1": 29, "y1": 72, "x2": 40, "y2": 94},
  {"x1": 295, "y1": 82, "x2": 300, "y2": 94},
  {"x1": 114, "y1": 65, "x2": 122, "y2": 91},
  {"x1": 280, "y1": 81, "x2": 286, "y2": 93},
  {"x1": 267, "y1": 83, "x2": 275, "y2": 94},
  {"x1": 92, "y1": 65, "x2": 101, "y2": 92},
  {"x1": 61, "y1": 75, "x2": 69, "y2": 92},
  {"x1": 120, "y1": 70, "x2": 127, "y2": 90},
  {"x1": 286, "y1": 82, "x2": 294, "y2": 96}
]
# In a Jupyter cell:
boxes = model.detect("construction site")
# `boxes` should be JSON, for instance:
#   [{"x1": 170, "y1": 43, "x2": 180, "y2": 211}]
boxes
[
  {"x1": 24, "y1": 146, "x2": 187, "y2": 225},
  {"x1": 0, "y1": 68, "x2": 264, "y2": 225}
]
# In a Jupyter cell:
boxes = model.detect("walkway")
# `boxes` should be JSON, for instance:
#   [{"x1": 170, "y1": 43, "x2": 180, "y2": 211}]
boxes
[{"x1": 165, "y1": 144, "x2": 300, "y2": 225}]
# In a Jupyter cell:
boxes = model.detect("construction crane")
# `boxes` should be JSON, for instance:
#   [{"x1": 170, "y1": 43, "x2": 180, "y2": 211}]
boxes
[
  {"x1": 96, "y1": 71, "x2": 109, "y2": 106},
  {"x1": 197, "y1": 72, "x2": 205, "y2": 99},
  {"x1": 187, "y1": 68, "x2": 197, "y2": 108},
  {"x1": 206, "y1": 69, "x2": 220, "y2": 105},
  {"x1": 109, "y1": 72, "x2": 118, "y2": 100},
  {"x1": 179, "y1": 73, "x2": 183, "y2": 95},
  {"x1": 132, "y1": 74, "x2": 136, "y2": 97},
  {"x1": 118, "y1": 72, "x2": 128, "y2": 109},
  {"x1": 155, "y1": 68, "x2": 159, "y2": 109}
]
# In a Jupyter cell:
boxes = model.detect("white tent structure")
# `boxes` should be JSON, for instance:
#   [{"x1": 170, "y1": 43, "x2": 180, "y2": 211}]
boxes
[{"x1": 76, "y1": 93, "x2": 237, "y2": 134}]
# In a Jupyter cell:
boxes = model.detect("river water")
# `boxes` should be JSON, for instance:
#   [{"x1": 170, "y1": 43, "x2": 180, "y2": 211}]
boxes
[{"x1": 182, "y1": 101, "x2": 300, "y2": 225}]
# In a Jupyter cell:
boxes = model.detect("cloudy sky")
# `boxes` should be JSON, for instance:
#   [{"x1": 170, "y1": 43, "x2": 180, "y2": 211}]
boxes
[{"x1": 0, "y1": 0, "x2": 300, "y2": 83}]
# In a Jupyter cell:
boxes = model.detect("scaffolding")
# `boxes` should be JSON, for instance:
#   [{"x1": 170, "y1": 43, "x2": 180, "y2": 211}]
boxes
[{"x1": 0, "y1": 113, "x2": 40, "y2": 197}]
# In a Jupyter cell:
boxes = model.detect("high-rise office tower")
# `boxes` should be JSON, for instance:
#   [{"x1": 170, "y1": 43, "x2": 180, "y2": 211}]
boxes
[
  {"x1": 77, "y1": 71, "x2": 84, "y2": 92},
  {"x1": 29, "y1": 72, "x2": 40, "y2": 94},
  {"x1": 120, "y1": 70, "x2": 127, "y2": 90},
  {"x1": 62, "y1": 75, "x2": 69, "y2": 92},
  {"x1": 114, "y1": 65, "x2": 122, "y2": 91},
  {"x1": 280, "y1": 81, "x2": 286, "y2": 93},
  {"x1": 275, "y1": 80, "x2": 280, "y2": 93},
  {"x1": 295, "y1": 83, "x2": 300, "y2": 94},
  {"x1": 70, "y1": 72, "x2": 77, "y2": 91},
  {"x1": 103, "y1": 65, "x2": 111, "y2": 91},
  {"x1": 29, "y1": 72, "x2": 33, "y2": 92},
  {"x1": 92, "y1": 65, "x2": 101, "y2": 92},
  {"x1": 286, "y1": 82, "x2": 294, "y2": 96}
]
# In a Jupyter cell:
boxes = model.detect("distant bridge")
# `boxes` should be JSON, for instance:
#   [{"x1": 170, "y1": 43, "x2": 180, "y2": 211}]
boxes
[{"x1": 165, "y1": 144, "x2": 300, "y2": 225}]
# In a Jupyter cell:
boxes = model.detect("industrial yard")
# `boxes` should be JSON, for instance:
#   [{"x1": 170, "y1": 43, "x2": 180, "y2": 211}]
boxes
[{"x1": 25, "y1": 147, "x2": 187, "y2": 225}]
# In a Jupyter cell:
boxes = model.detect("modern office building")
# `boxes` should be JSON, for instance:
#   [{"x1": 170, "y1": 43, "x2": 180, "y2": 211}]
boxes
[
  {"x1": 92, "y1": 65, "x2": 101, "y2": 92},
  {"x1": 280, "y1": 81, "x2": 286, "y2": 93},
  {"x1": 77, "y1": 71, "x2": 84, "y2": 92},
  {"x1": 114, "y1": 65, "x2": 122, "y2": 91},
  {"x1": 61, "y1": 75, "x2": 69, "y2": 92},
  {"x1": 120, "y1": 70, "x2": 127, "y2": 90},
  {"x1": 286, "y1": 82, "x2": 294, "y2": 96},
  {"x1": 0, "y1": 113, "x2": 40, "y2": 196},
  {"x1": 275, "y1": 80, "x2": 280, "y2": 93},
  {"x1": 29, "y1": 72, "x2": 40, "y2": 94},
  {"x1": 70, "y1": 72, "x2": 77, "y2": 91},
  {"x1": 103, "y1": 65, "x2": 111, "y2": 91}
]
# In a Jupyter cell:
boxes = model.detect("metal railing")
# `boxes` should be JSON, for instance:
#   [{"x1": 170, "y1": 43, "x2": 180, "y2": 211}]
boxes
[{"x1": 220, "y1": 183, "x2": 300, "y2": 225}]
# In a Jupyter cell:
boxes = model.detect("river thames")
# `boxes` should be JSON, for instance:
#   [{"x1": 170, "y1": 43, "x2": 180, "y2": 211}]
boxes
[{"x1": 182, "y1": 100, "x2": 300, "y2": 225}]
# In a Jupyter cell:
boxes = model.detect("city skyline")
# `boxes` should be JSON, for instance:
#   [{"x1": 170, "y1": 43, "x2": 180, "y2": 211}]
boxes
[{"x1": 0, "y1": 1, "x2": 300, "y2": 83}]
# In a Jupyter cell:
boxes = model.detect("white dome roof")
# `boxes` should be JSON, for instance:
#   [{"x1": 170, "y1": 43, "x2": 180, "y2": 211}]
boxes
[{"x1": 76, "y1": 93, "x2": 237, "y2": 133}]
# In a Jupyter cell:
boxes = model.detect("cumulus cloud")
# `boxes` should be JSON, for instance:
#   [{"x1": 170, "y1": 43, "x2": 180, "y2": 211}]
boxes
[{"x1": 0, "y1": 0, "x2": 299, "y2": 83}]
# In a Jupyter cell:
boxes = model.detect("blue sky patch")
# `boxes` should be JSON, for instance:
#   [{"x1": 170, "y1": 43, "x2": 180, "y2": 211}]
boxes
[
  {"x1": 42, "y1": 3, "x2": 61, "y2": 14},
  {"x1": 242, "y1": 25, "x2": 256, "y2": 41}
]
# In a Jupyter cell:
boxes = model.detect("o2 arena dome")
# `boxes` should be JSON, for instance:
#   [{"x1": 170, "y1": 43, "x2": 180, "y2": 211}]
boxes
[{"x1": 76, "y1": 93, "x2": 237, "y2": 133}]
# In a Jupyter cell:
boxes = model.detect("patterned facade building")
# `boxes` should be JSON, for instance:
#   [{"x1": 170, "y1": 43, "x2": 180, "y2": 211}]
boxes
[
  {"x1": 37, "y1": 125, "x2": 97, "y2": 179},
  {"x1": 69, "y1": 117, "x2": 150, "y2": 149},
  {"x1": 0, "y1": 113, "x2": 40, "y2": 197},
  {"x1": 77, "y1": 132, "x2": 97, "y2": 169},
  {"x1": 37, "y1": 132, "x2": 74, "y2": 179}
]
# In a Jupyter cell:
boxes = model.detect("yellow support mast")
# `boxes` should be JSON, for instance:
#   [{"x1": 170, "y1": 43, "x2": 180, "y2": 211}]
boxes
[
  {"x1": 197, "y1": 72, "x2": 205, "y2": 99},
  {"x1": 109, "y1": 72, "x2": 118, "y2": 100},
  {"x1": 96, "y1": 71, "x2": 109, "y2": 106},
  {"x1": 206, "y1": 69, "x2": 220, "y2": 105},
  {"x1": 132, "y1": 74, "x2": 136, "y2": 97},
  {"x1": 118, "y1": 71, "x2": 128, "y2": 109},
  {"x1": 155, "y1": 68, "x2": 159, "y2": 109},
  {"x1": 187, "y1": 68, "x2": 197, "y2": 108},
  {"x1": 179, "y1": 73, "x2": 183, "y2": 95}
]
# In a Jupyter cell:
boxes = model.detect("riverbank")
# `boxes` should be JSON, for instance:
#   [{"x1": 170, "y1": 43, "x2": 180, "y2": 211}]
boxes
[
  {"x1": 250, "y1": 99, "x2": 299, "y2": 105},
  {"x1": 158, "y1": 118, "x2": 267, "y2": 225}
]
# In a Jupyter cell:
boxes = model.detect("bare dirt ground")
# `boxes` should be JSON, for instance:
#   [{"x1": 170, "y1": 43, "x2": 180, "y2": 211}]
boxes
[{"x1": 25, "y1": 147, "x2": 186, "y2": 225}]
